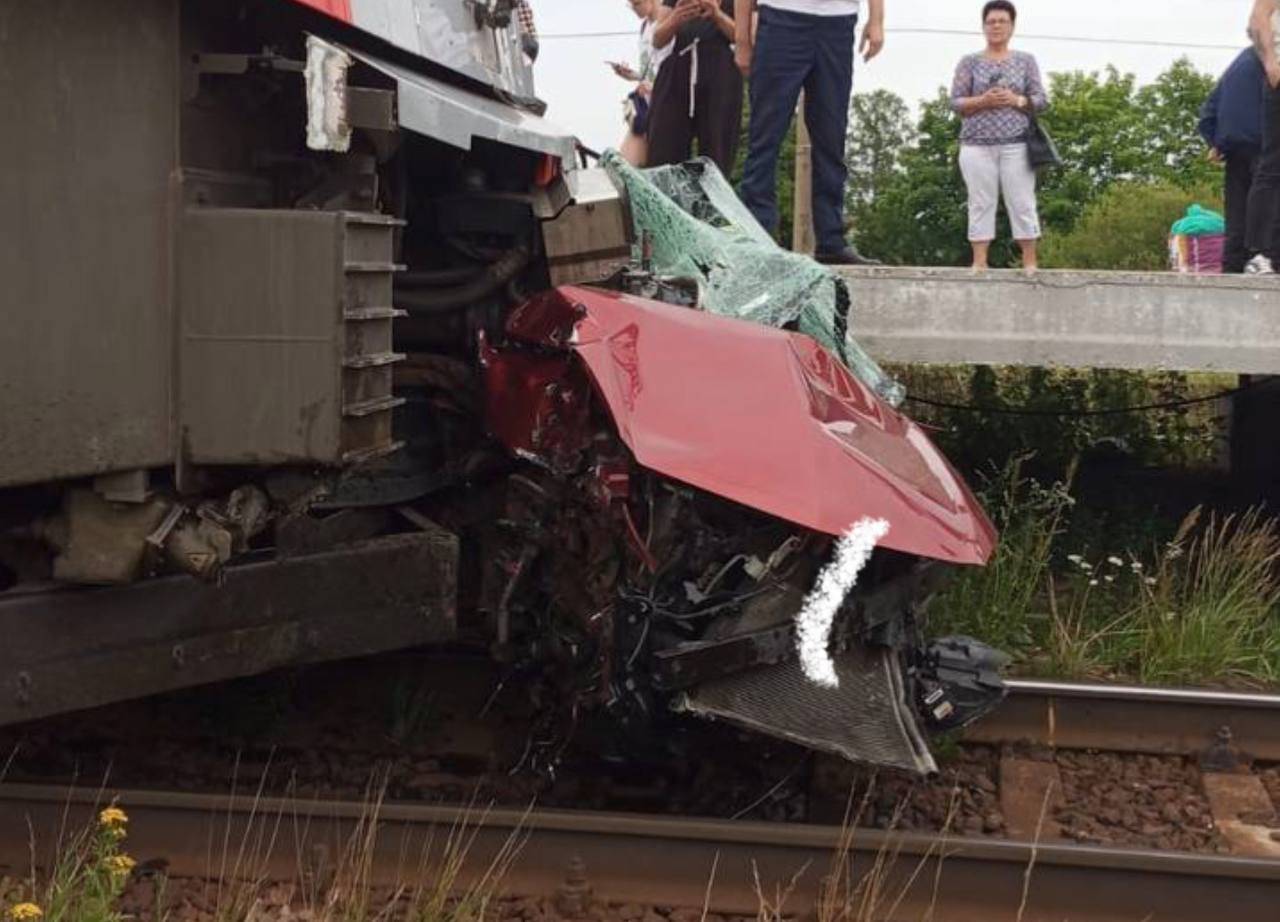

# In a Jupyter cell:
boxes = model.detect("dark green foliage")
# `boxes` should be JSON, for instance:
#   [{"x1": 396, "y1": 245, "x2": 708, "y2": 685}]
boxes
[
  {"x1": 1040, "y1": 180, "x2": 1222, "y2": 271},
  {"x1": 894, "y1": 365, "x2": 1228, "y2": 479}
]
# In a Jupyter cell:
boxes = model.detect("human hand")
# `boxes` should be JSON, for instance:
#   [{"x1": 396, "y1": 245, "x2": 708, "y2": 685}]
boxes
[
  {"x1": 988, "y1": 87, "x2": 1019, "y2": 108},
  {"x1": 859, "y1": 21, "x2": 884, "y2": 61},
  {"x1": 1267, "y1": 60, "x2": 1280, "y2": 89},
  {"x1": 610, "y1": 61, "x2": 640, "y2": 81},
  {"x1": 735, "y1": 40, "x2": 753, "y2": 76},
  {"x1": 673, "y1": 0, "x2": 702, "y2": 23},
  {"x1": 696, "y1": 0, "x2": 719, "y2": 18},
  {"x1": 1207, "y1": 147, "x2": 1223, "y2": 164}
]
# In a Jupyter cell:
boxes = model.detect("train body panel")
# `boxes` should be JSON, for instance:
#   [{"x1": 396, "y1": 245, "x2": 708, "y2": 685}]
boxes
[{"x1": 288, "y1": 0, "x2": 538, "y2": 100}]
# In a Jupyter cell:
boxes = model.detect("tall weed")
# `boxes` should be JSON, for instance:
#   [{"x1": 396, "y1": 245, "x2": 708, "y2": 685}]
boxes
[
  {"x1": 930, "y1": 456, "x2": 1073, "y2": 655},
  {"x1": 1123, "y1": 507, "x2": 1280, "y2": 686}
]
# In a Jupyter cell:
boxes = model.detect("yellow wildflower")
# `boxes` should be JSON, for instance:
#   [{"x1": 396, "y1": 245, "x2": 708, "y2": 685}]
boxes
[
  {"x1": 105, "y1": 854, "x2": 136, "y2": 878},
  {"x1": 7, "y1": 903, "x2": 44, "y2": 922},
  {"x1": 98, "y1": 806, "x2": 128, "y2": 828}
]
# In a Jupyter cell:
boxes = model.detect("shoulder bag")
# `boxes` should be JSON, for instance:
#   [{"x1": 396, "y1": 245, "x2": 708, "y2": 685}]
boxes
[{"x1": 1026, "y1": 113, "x2": 1062, "y2": 170}]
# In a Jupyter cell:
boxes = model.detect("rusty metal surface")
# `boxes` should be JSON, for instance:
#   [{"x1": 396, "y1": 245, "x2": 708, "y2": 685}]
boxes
[
  {"x1": 0, "y1": 530, "x2": 457, "y2": 726},
  {"x1": 543, "y1": 169, "x2": 633, "y2": 285},
  {"x1": 967, "y1": 679, "x2": 1280, "y2": 762},
  {"x1": 0, "y1": 785, "x2": 1276, "y2": 922},
  {"x1": 0, "y1": 0, "x2": 177, "y2": 488},
  {"x1": 179, "y1": 208, "x2": 404, "y2": 464}
]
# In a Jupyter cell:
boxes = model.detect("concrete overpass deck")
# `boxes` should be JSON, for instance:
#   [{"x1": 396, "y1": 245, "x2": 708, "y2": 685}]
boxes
[{"x1": 838, "y1": 267, "x2": 1280, "y2": 374}]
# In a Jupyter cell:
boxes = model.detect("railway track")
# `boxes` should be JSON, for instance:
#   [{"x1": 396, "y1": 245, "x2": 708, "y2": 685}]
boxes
[
  {"x1": 0, "y1": 783, "x2": 1278, "y2": 922},
  {"x1": 2, "y1": 676, "x2": 1279, "y2": 921},
  {"x1": 973, "y1": 679, "x2": 1280, "y2": 761}
]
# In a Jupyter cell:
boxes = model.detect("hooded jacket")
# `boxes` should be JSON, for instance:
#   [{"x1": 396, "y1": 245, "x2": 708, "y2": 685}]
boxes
[{"x1": 1198, "y1": 49, "x2": 1267, "y2": 156}]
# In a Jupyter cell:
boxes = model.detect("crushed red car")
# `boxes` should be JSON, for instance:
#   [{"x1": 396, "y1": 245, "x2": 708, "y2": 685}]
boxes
[{"x1": 476, "y1": 282, "x2": 1004, "y2": 775}]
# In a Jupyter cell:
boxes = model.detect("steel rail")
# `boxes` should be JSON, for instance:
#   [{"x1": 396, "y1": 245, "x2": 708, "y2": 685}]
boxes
[
  {"x1": 0, "y1": 783, "x2": 1276, "y2": 922},
  {"x1": 966, "y1": 679, "x2": 1280, "y2": 760}
]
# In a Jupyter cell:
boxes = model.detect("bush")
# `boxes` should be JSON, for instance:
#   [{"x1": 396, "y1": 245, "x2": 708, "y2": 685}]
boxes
[{"x1": 1040, "y1": 180, "x2": 1223, "y2": 272}]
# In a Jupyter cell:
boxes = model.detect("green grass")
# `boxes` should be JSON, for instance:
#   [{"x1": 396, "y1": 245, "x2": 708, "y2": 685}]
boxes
[
  {"x1": 1123, "y1": 507, "x2": 1280, "y2": 685},
  {"x1": 931, "y1": 464, "x2": 1280, "y2": 689},
  {"x1": 928, "y1": 455, "x2": 1072, "y2": 655}
]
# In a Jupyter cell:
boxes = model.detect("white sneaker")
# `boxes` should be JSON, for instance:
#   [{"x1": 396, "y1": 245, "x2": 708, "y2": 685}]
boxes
[{"x1": 1244, "y1": 254, "x2": 1275, "y2": 275}]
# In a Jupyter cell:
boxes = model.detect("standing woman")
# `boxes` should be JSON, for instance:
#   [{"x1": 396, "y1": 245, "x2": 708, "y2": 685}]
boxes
[
  {"x1": 646, "y1": 0, "x2": 743, "y2": 175},
  {"x1": 950, "y1": 1, "x2": 1048, "y2": 270},
  {"x1": 611, "y1": 0, "x2": 668, "y2": 166}
]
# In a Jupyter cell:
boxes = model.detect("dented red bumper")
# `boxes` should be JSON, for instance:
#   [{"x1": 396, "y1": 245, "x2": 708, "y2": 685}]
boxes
[{"x1": 485, "y1": 286, "x2": 996, "y2": 566}]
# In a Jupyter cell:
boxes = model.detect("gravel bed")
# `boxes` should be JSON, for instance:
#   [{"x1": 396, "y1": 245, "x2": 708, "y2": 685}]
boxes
[
  {"x1": 810, "y1": 744, "x2": 1004, "y2": 836},
  {"x1": 1054, "y1": 751, "x2": 1223, "y2": 852},
  {"x1": 118, "y1": 877, "x2": 773, "y2": 922}
]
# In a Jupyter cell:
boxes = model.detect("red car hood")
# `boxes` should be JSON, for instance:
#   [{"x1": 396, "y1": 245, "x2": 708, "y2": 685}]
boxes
[{"x1": 503, "y1": 287, "x2": 996, "y2": 566}]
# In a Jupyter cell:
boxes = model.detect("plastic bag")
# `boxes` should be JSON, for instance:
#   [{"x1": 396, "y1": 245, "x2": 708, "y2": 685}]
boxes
[{"x1": 1169, "y1": 204, "x2": 1225, "y2": 237}]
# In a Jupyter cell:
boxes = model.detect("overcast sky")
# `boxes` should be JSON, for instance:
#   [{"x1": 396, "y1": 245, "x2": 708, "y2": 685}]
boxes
[{"x1": 533, "y1": 1, "x2": 1251, "y2": 153}]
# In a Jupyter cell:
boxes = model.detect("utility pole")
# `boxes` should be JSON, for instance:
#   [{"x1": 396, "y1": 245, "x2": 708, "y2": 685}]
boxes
[{"x1": 791, "y1": 93, "x2": 815, "y2": 255}]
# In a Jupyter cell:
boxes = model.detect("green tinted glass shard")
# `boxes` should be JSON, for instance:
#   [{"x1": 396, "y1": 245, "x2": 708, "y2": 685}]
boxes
[{"x1": 602, "y1": 152, "x2": 904, "y2": 406}]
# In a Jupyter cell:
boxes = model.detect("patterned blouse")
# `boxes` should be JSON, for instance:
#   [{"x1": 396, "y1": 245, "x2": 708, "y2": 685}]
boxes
[{"x1": 950, "y1": 51, "x2": 1048, "y2": 146}]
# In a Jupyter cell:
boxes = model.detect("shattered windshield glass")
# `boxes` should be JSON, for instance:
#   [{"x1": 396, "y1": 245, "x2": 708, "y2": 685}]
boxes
[{"x1": 601, "y1": 152, "x2": 905, "y2": 407}]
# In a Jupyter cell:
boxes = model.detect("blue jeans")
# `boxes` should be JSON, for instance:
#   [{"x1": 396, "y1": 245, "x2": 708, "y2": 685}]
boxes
[{"x1": 739, "y1": 6, "x2": 857, "y2": 252}]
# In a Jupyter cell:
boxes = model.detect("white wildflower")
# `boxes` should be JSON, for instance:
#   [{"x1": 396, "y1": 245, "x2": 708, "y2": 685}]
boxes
[
  {"x1": 796, "y1": 517, "x2": 890, "y2": 689},
  {"x1": 1066, "y1": 554, "x2": 1083, "y2": 564},
  {"x1": 1104, "y1": 575, "x2": 1115, "y2": 583},
  {"x1": 1107, "y1": 556, "x2": 1123, "y2": 567},
  {"x1": 1129, "y1": 561, "x2": 1143, "y2": 571},
  {"x1": 1145, "y1": 577, "x2": 1157, "y2": 585},
  {"x1": 1080, "y1": 561, "x2": 1093, "y2": 571},
  {"x1": 1089, "y1": 579, "x2": 1099, "y2": 587}
]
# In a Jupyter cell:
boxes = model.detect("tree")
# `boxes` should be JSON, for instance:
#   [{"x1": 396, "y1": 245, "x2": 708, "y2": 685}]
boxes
[
  {"x1": 1133, "y1": 58, "x2": 1219, "y2": 191},
  {"x1": 845, "y1": 90, "x2": 917, "y2": 209}
]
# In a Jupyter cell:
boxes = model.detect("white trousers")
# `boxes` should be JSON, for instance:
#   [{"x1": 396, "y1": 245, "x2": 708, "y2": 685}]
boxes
[{"x1": 959, "y1": 143, "x2": 1041, "y2": 242}]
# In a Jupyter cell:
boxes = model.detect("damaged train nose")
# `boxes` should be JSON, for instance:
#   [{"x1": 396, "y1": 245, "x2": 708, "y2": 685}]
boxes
[{"x1": 481, "y1": 284, "x2": 1004, "y2": 775}]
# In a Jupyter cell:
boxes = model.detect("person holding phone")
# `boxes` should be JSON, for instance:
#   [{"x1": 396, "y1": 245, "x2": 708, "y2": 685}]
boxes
[
  {"x1": 950, "y1": 1, "x2": 1047, "y2": 271},
  {"x1": 610, "y1": 0, "x2": 668, "y2": 165},
  {"x1": 645, "y1": 0, "x2": 743, "y2": 175}
]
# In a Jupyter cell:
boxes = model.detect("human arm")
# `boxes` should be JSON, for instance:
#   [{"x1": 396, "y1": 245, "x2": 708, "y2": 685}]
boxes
[
  {"x1": 859, "y1": 0, "x2": 884, "y2": 62},
  {"x1": 610, "y1": 61, "x2": 641, "y2": 81},
  {"x1": 734, "y1": 0, "x2": 754, "y2": 75},
  {"x1": 653, "y1": 0, "x2": 698, "y2": 50},
  {"x1": 949, "y1": 57, "x2": 999, "y2": 116},
  {"x1": 1197, "y1": 81, "x2": 1221, "y2": 148},
  {"x1": 1023, "y1": 54, "x2": 1048, "y2": 112},
  {"x1": 699, "y1": 0, "x2": 735, "y2": 42},
  {"x1": 1250, "y1": 0, "x2": 1280, "y2": 87}
]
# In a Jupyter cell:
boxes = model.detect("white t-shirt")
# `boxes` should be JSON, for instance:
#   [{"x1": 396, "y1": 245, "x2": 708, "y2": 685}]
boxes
[{"x1": 759, "y1": 0, "x2": 860, "y2": 16}]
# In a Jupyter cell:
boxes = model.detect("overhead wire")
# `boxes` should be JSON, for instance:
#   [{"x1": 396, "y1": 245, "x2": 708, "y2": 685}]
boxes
[{"x1": 541, "y1": 27, "x2": 1240, "y2": 53}]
